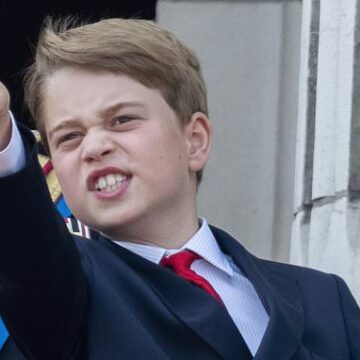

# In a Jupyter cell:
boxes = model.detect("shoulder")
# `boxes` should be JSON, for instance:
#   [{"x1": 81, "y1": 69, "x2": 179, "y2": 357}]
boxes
[
  {"x1": 210, "y1": 224, "x2": 352, "y2": 299},
  {"x1": 258, "y1": 256, "x2": 335, "y2": 283},
  {"x1": 256, "y1": 257, "x2": 348, "y2": 304}
]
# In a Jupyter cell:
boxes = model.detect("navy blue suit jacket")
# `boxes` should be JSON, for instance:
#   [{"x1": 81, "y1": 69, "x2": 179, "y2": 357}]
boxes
[{"x1": 0, "y1": 126, "x2": 359, "y2": 359}]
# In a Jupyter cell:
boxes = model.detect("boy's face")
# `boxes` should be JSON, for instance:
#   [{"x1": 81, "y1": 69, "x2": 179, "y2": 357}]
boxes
[{"x1": 42, "y1": 68, "x2": 211, "y2": 242}]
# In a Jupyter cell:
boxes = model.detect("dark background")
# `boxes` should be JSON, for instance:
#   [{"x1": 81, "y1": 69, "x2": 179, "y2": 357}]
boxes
[{"x1": 0, "y1": 0, "x2": 157, "y2": 126}]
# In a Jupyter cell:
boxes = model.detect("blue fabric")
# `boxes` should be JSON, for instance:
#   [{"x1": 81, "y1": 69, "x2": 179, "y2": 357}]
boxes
[
  {"x1": 56, "y1": 197, "x2": 71, "y2": 217},
  {"x1": 0, "y1": 317, "x2": 9, "y2": 350}
]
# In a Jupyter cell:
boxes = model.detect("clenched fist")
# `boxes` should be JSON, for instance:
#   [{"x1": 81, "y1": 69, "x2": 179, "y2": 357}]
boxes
[{"x1": 0, "y1": 82, "x2": 12, "y2": 151}]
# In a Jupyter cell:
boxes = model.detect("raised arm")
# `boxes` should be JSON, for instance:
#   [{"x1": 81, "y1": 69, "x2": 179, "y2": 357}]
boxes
[{"x1": 0, "y1": 83, "x2": 87, "y2": 359}]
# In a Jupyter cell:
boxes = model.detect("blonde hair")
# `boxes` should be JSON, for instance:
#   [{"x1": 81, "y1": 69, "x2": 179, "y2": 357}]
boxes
[{"x1": 24, "y1": 17, "x2": 208, "y2": 182}]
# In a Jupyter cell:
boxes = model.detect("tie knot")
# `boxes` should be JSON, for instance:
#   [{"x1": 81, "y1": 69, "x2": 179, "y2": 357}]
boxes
[
  {"x1": 160, "y1": 250, "x2": 224, "y2": 305},
  {"x1": 160, "y1": 250, "x2": 201, "y2": 273}
]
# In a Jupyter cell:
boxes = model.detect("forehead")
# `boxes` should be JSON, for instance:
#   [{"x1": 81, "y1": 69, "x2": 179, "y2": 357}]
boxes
[
  {"x1": 42, "y1": 68, "x2": 169, "y2": 120},
  {"x1": 44, "y1": 67, "x2": 154, "y2": 103}
]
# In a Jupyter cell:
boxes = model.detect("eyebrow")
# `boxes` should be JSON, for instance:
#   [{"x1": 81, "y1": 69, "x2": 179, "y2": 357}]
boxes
[
  {"x1": 48, "y1": 101, "x2": 147, "y2": 141},
  {"x1": 48, "y1": 120, "x2": 81, "y2": 141},
  {"x1": 99, "y1": 101, "x2": 147, "y2": 118}
]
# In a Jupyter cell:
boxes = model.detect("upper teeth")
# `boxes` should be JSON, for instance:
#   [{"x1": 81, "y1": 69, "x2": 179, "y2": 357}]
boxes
[{"x1": 95, "y1": 174, "x2": 126, "y2": 192}]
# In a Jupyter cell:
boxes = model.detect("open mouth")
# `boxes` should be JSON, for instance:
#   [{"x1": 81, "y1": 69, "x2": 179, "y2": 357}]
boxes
[
  {"x1": 87, "y1": 167, "x2": 131, "y2": 194},
  {"x1": 95, "y1": 173, "x2": 128, "y2": 193}
]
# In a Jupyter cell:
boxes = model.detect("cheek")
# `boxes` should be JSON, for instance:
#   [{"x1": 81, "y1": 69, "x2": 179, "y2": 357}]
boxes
[
  {"x1": 154, "y1": 143, "x2": 189, "y2": 181},
  {"x1": 52, "y1": 158, "x2": 77, "y2": 194},
  {"x1": 55, "y1": 169, "x2": 82, "y2": 215}
]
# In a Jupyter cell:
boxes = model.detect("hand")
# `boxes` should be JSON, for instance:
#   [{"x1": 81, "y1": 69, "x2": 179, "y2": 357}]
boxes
[{"x1": 0, "y1": 82, "x2": 12, "y2": 151}]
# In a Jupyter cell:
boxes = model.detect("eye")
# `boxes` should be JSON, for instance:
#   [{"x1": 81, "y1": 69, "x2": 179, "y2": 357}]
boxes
[
  {"x1": 112, "y1": 115, "x2": 136, "y2": 126},
  {"x1": 57, "y1": 131, "x2": 83, "y2": 145}
]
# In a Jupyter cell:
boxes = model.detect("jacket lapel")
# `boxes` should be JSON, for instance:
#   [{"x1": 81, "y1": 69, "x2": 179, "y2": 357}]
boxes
[
  {"x1": 212, "y1": 226, "x2": 306, "y2": 360},
  {"x1": 98, "y1": 235, "x2": 251, "y2": 359}
]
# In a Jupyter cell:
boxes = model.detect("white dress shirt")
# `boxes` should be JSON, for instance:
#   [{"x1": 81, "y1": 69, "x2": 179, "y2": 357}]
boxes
[
  {"x1": 0, "y1": 118, "x2": 269, "y2": 355},
  {"x1": 116, "y1": 219, "x2": 269, "y2": 355},
  {"x1": 0, "y1": 112, "x2": 25, "y2": 176}
]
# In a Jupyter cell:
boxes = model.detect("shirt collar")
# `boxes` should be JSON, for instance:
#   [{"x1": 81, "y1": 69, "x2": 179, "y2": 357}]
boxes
[{"x1": 114, "y1": 218, "x2": 234, "y2": 277}]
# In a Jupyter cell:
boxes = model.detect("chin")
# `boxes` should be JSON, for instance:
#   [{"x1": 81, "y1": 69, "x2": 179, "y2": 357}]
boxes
[{"x1": 86, "y1": 216, "x2": 130, "y2": 236}]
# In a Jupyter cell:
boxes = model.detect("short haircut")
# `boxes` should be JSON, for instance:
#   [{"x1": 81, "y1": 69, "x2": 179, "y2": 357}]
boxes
[{"x1": 24, "y1": 17, "x2": 208, "y2": 182}]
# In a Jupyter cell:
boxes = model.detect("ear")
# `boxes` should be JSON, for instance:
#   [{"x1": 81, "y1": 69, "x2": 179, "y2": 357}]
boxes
[{"x1": 184, "y1": 112, "x2": 212, "y2": 173}]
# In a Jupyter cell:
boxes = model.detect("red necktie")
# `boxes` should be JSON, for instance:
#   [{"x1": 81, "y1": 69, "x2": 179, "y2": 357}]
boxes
[{"x1": 160, "y1": 250, "x2": 223, "y2": 304}]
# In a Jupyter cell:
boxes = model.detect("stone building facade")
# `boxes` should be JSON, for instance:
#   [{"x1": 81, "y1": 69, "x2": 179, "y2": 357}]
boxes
[{"x1": 291, "y1": 0, "x2": 360, "y2": 302}]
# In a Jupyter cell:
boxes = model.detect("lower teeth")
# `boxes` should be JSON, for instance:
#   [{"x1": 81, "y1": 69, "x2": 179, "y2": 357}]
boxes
[{"x1": 98, "y1": 182, "x2": 124, "y2": 192}]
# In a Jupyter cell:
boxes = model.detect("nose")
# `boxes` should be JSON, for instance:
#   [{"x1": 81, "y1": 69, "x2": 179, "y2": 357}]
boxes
[{"x1": 81, "y1": 131, "x2": 115, "y2": 162}]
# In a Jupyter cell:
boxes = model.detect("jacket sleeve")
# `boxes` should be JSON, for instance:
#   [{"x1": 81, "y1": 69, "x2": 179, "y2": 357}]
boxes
[
  {"x1": 0, "y1": 124, "x2": 87, "y2": 359},
  {"x1": 333, "y1": 275, "x2": 360, "y2": 360}
]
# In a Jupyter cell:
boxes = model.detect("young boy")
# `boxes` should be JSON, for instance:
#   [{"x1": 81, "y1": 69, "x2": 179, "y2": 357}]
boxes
[{"x1": 0, "y1": 18, "x2": 359, "y2": 360}]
